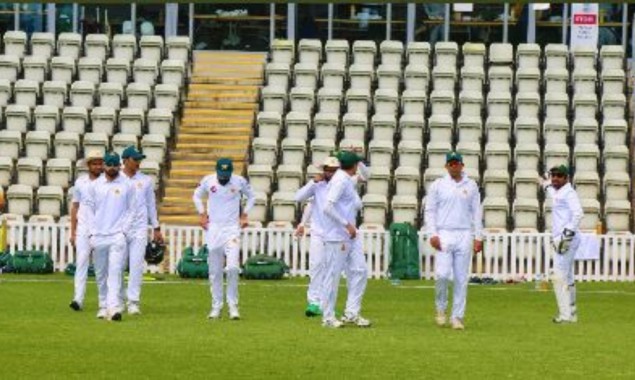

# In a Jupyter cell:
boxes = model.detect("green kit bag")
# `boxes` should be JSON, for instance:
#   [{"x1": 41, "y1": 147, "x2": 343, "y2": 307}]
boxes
[
  {"x1": 388, "y1": 223, "x2": 421, "y2": 280},
  {"x1": 176, "y1": 246, "x2": 209, "y2": 279},
  {"x1": 64, "y1": 263, "x2": 96, "y2": 277},
  {"x1": 243, "y1": 254, "x2": 289, "y2": 280},
  {"x1": 11, "y1": 250, "x2": 54, "y2": 274}
]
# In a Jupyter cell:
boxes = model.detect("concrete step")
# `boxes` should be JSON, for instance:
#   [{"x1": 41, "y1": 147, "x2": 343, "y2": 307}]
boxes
[
  {"x1": 183, "y1": 108, "x2": 254, "y2": 117},
  {"x1": 168, "y1": 151, "x2": 246, "y2": 161},
  {"x1": 184, "y1": 101, "x2": 259, "y2": 111},
  {"x1": 177, "y1": 134, "x2": 250, "y2": 143},
  {"x1": 160, "y1": 215, "x2": 199, "y2": 225},
  {"x1": 178, "y1": 126, "x2": 252, "y2": 135}
]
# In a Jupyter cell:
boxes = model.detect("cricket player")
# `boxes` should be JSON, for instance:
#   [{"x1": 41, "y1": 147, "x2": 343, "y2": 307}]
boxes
[
  {"x1": 85, "y1": 152, "x2": 136, "y2": 321},
  {"x1": 69, "y1": 150, "x2": 105, "y2": 317},
  {"x1": 193, "y1": 158, "x2": 255, "y2": 320},
  {"x1": 321, "y1": 151, "x2": 370, "y2": 329},
  {"x1": 120, "y1": 146, "x2": 162, "y2": 315},
  {"x1": 541, "y1": 165, "x2": 583, "y2": 323},
  {"x1": 424, "y1": 152, "x2": 483, "y2": 330},
  {"x1": 294, "y1": 156, "x2": 341, "y2": 317}
]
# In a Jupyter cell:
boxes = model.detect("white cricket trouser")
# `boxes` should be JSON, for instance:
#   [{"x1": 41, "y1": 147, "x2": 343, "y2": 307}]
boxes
[
  {"x1": 125, "y1": 234, "x2": 148, "y2": 304},
  {"x1": 207, "y1": 232, "x2": 241, "y2": 310},
  {"x1": 434, "y1": 229, "x2": 473, "y2": 320},
  {"x1": 552, "y1": 236, "x2": 580, "y2": 319},
  {"x1": 307, "y1": 234, "x2": 327, "y2": 305},
  {"x1": 92, "y1": 233, "x2": 127, "y2": 315},
  {"x1": 72, "y1": 234, "x2": 91, "y2": 306},
  {"x1": 322, "y1": 238, "x2": 368, "y2": 321}
]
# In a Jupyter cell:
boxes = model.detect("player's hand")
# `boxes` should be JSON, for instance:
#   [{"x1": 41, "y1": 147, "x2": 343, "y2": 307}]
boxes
[
  {"x1": 537, "y1": 172, "x2": 550, "y2": 188},
  {"x1": 199, "y1": 214, "x2": 209, "y2": 230},
  {"x1": 153, "y1": 229, "x2": 164, "y2": 243},
  {"x1": 69, "y1": 233, "x2": 76, "y2": 247},
  {"x1": 240, "y1": 213, "x2": 249, "y2": 229},
  {"x1": 295, "y1": 224, "x2": 305, "y2": 237},
  {"x1": 430, "y1": 235, "x2": 442, "y2": 251},
  {"x1": 473, "y1": 239, "x2": 483, "y2": 254},
  {"x1": 313, "y1": 174, "x2": 324, "y2": 183},
  {"x1": 345, "y1": 223, "x2": 357, "y2": 239}
]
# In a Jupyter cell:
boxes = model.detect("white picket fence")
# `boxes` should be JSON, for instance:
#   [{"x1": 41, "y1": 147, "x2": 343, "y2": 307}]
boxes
[{"x1": 3, "y1": 221, "x2": 635, "y2": 282}]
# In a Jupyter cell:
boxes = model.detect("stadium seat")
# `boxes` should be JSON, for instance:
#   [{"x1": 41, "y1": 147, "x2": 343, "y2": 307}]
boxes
[
  {"x1": 485, "y1": 143, "x2": 510, "y2": 171},
  {"x1": 572, "y1": 45, "x2": 596, "y2": 71},
  {"x1": 140, "y1": 35, "x2": 164, "y2": 62},
  {"x1": 377, "y1": 64, "x2": 401, "y2": 91},
  {"x1": 166, "y1": 36, "x2": 191, "y2": 62},
  {"x1": 435, "y1": 41, "x2": 458, "y2": 67},
  {"x1": 154, "y1": 84, "x2": 180, "y2": 112},
  {"x1": 401, "y1": 90, "x2": 426, "y2": 116},
  {"x1": 371, "y1": 113, "x2": 396, "y2": 142},
  {"x1": 374, "y1": 89, "x2": 398, "y2": 115},
  {"x1": 428, "y1": 114, "x2": 454, "y2": 143},
  {"x1": 112, "y1": 34, "x2": 137, "y2": 62},
  {"x1": 543, "y1": 118, "x2": 569, "y2": 144},
  {"x1": 25, "y1": 131, "x2": 50, "y2": 161},
  {"x1": 362, "y1": 194, "x2": 389, "y2": 226},
  {"x1": 17, "y1": 157, "x2": 43, "y2": 187},
  {"x1": 398, "y1": 140, "x2": 423, "y2": 169},
  {"x1": 391, "y1": 195, "x2": 418, "y2": 224},
  {"x1": 325, "y1": 39, "x2": 349, "y2": 66},
  {"x1": 271, "y1": 192, "x2": 297, "y2": 223},
  {"x1": 366, "y1": 166, "x2": 391, "y2": 195},
  {"x1": 289, "y1": 87, "x2": 314, "y2": 114},
  {"x1": 0, "y1": 79, "x2": 11, "y2": 107},
  {"x1": 74, "y1": 160, "x2": 87, "y2": 179},
  {"x1": 321, "y1": 63, "x2": 346, "y2": 92},
  {"x1": 119, "y1": 108, "x2": 145, "y2": 137},
  {"x1": 7, "y1": 184, "x2": 33, "y2": 216},
  {"x1": 573, "y1": 171, "x2": 600, "y2": 199},
  {"x1": 140, "y1": 160, "x2": 160, "y2": 191},
  {"x1": 513, "y1": 170, "x2": 539, "y2": 199},
  {"x1": 78, "y1": 57, "x2": 103, "y2": 85},
  {"x1": 423, "y1": 168, "x2": 445, "y2": 193},
  {"x1": 457, "y1": 116, "x2": 482, "y2": 143},
  {"x1": 602, "y1": 93, "x2": 626, "y2": 121},
  {"x1": 368, "y1": 140, "x2": 394, "y2": 168},
  {"x1": 462, "y1": 42, "x2": 485, "y2": 67},
  {"x1": 404, "y1": 64, "x2": 429, "y2": 92},
  {"x1": 343, "y1": 113, "x2": 368, "y2": 141},
  {"x1": 338, "y1": 139, "x2": 365, "y2": 157},
  {"x1": 346, "y1": 89, "x2": 371, "y2": 114},
  {"x1": 461, "y1": 66, "x2": 484, "y2": 93},
  {"x1": 543, "y1": 143, "x2": 570, "y2": 170},
  {"x1": 514, "y1": 143, "x2": 540, "y2": 171},
  {"x1": 106, "y1": 58, "x2": 131, "y2": 86},
  {"x1": 6, "y1": 104, "x2": 31, "y2": 133},
  {"x1": 514, "y1": 117, "x2": 540, "y2": 144},
  {"x1": 23, "y1": 56, "x2": 48, "y2": 83},
  {"x1": 573, "y1": 93, "x2": 598, "y2": 120},
  {"x1": 545, "y1": 44, "x2": 568, "y2": 69},
  {"x1": 380, "y1": 40, "x2": 403, "y2": 66},
  {"x1": 352, "y1": 40, "x2": 376, "y2": 65},
  {"x1": 485, "y1": 116, "x2": 511, "y2": 143},
  {"x1": 248, "y1": 165, "x2": 274, "y2": 194},
  {"x1": 459, "y1": 91, "x2": 482, "y2": 118},
  {"x1": 91, "y1": 106, "x2": 117, "y2": 136},
  {"x1": 62, "y1": 107, "x2": 88, "y2": 134},
  {"x1": 266, "y1": 63, "x2": 290, "y2": 89},
  {"x1": 54, "y1": 131, "x2": 80, "y2": 161},
  {"x1": 126, "y1": 82, "x2": 152, "y2": 112},
  {"x1": 83, "y1": 132, "x2": 109, "y2": 156},
  {"x1": 512, "y1": 198, "x2": 540, "y2": 231},
  {"x1": 309, "y1": 139, "x2": 335, "y2": 167},
  {"x1": 400, "y1": 114, "x2": 425, "y2": 143},
  {"x1": 112, "y1": 133, "x2": 138, "y2": 155},
  {"x1": 430, "y1": 90, "x2": 454, "y2": 116},
  {"x1": 257, "y1": 112, "x2": 282, "y2": 140},
  {"x1": 483, "y1": 170, "x2": 509, "y2": 198},
  {"x1": 298, "y1": 39, "x2": 322, "y2": 66},
  {"x1": 603, "y1": 145, "x2": 629, "y2": 173},
  {"x1": 488, "y1": 66, "x2": 513, "y2": 92},
  {"x1": 572, "y1": 118, "x2": 598, "y2": 145},
  {"x1": 317, "y1": 87, "x2": 342, "y2": 114},
  {"x1": 349, "y1": 64, "x2": 374, "y2": 91},
  {"x1": 252, "y1": 137, "x2": 278, "y2": 166},
  {"x1": 276, "y1": 165, "x2": 303, "y2": 192},
  {"x1": 406, "y1": 41, "x2": 430, "y2": 66},
  {"x1": 456, "y1": 141, "x2": 481, "y2": 170},
  {"x1": 604, "y1": 172, "x2": 630, "y2": 200},
  {"x1": 294, "y1": 63, "x2": 318, "y2": 90},
  {"x1": 247, "y1": 191, "x2": 268, "y2": 223},
  {"x1": 84, "y1": 34, "x2": 110, "y2": 61},
  {"x1": 312, "y1": 112, "x2": 338, "y2": 141},
  {"x1": 4, "y1": 30, "x2": 26, "y2": 58},
  {"x1": 51, "y1": 57, "x2": 76, "y2": 85},
  {"x1": 133, "y1": 59, "x2": 159, "y2": 86},
  {"x1": 604, "y1": 200, "x2": 631, "y2": 232},
  {"x1": 545, "y1": 92, "x2": 569, "y2": 119},
  {"x1": 432, "y1": 65, "x2": 456, "y2": 92},
  {"x1": 0, "y1": 156, "x2": 13, "y2": 187},
  {"x1": 36, "y1": 186, "x2": 64, "y2": 217},
  {"x1": 98, "y1": 82, "x2": 124, "y2": 111},
  {"x1": 580, "y1": 199, "x2": 601, "y2": 232},
  {"x1": 602, "y1": 119, "x2": 628, "y2": 146},
  {"x1": 45, "y1": 158, "x2": 72, "y2": 188},
  {"x1": 141, "y1": 134, "x2": 166, "y2": 163},
  {"x1": 261, "y1": 86, "x2": 287, "y2": 114},
  {"x1": 600, "y1": 45, "x2": 624, "y2": 70},
  {"x1": 14, "y1": 80, "x2": 39, "y2": 109},
  {"x1": 487, "y1": 91, "x2": 511, "y2": 118},
  {"x1": 516, "y1": 43, "x2": 541, "y2": 69},
  {"x1": 0, "y1": 130, "x2": 21, "y2": 159},
  {"x1": 489, "y1": 43, "x2": 513, "y2": 65},
  {"x1": 573, "y1": 69, "x2": 597, "y2": 96},
  {"x1": 30, "y1": 32, "x2": 55, "y2": 59},
  {"x1": 516, "y1": 67, "x2": 541, "y2": 94},
  {"x1": 70, "y1": 81, "x2": 96, "y2": 110},
  {"x1": 482, "y1": 197, "x2": 509, "y2": 231},
  {"x1": 394, "y1": 166, "x2": 420, "y2": 196},
  {"x1": 286, "y1": 112, "x2": 311, "y2": 140},
  {"x1": 160, "y1": 59, "x2": 186, "y2": 86},
  {"x1": 0, "y1": 55, "x2": 20, "y2": 83},
  {"x1": 147, "y1": 108, "x2": 173, "y2": 138},
  {"x1": 57, "y1": 32, "x2": 82, "y2": 59},
  {"x1": 515, "y1": 92, "x2": 540, "y2": 119},
  {"x1": 544, "y1": 68, "x2": 568, "y2": 95},
  {"x1": 42, "y1": 81, "x2": 67, "y2": 109},
  {"x1": 426, "y1": 142, "x2": 451, "y2": 169},
  {"x1": 305, "y1": 165, "x2": 321, "y2": 183}
]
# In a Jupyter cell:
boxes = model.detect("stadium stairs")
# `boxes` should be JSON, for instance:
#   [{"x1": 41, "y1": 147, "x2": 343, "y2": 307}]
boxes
[{"x1": 159, "y1": 51, "x2": 265, "y2": 225}]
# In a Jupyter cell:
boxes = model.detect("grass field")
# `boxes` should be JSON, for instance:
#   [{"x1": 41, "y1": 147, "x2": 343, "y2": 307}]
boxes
[{"x1": 1, "y1": 275, "x2": 634, "y2": 379}]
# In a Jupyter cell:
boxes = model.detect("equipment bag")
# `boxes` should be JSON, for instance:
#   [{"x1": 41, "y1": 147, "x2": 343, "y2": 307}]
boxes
[
  {"x1": 11, "y1": 250, "x2": 54, "y2": 274},
  {"x1": 176, "y1": 245, "x2": 209, "y2": 279},
  {"x1": 64, "y1": 263, "x2": 96, "y2": 277},
  {"x1": 243, "y1": 254, "x2": 289, "y2": 280},
  {"x1": 0, "y1": 251, "x2": 13, "y2": 272},
  {"x1": 388, "y1": 223, "x2": 421, "y2": 280}
]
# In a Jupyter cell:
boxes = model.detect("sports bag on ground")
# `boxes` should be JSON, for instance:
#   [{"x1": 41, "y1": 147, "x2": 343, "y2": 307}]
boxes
[
  {"x1": 242, "y1": 254, "x2": 289, "y2": 280},
  {"x1": 176, "y1": 246, "x2": 209, "y2": 279},
  {"x1": 388, "y1": 223, "x2": 421, "y2": 280},
  {"x1": 11, "y1": 250, "x2": 54, "y2": 274},
  {"x1": 64, "y1": 263, "x2": 96, "y2": 277}
]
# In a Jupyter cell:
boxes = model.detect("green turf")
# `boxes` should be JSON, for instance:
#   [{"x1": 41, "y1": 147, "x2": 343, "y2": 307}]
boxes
[{"x1": 0, "y1": 274, "x2": 634, "y2": 379}]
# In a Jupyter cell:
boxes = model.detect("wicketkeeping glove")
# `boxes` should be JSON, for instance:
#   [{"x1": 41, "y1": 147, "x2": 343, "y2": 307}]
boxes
[{"x1": 552, "y1": 228, "x2": 575, "y2": 254}]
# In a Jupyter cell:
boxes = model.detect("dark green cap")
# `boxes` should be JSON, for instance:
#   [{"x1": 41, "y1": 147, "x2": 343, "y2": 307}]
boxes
[
  {"x1": 216, "y1": 158, "x2": 234, "y2": 178},
  {"x1": 121, "y1": 146, "x2": 146, "y2": 161},
  {"x1": 104, "y1": 152, "x2": 121, "y2": 167},
  {"x1": 445, "y1": 151, "x2": 463, "y2": 163},
  {"x1": 337, "y1": 151, "x2": 363, "y2": 167},
  {"x1": 549, "y1": 165, "x2": 569, "y2": 176}
]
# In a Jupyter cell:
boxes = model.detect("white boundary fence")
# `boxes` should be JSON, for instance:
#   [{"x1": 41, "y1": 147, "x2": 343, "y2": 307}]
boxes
[{"x1": 3, "y1": 222, "x2": 635, "y2": 282}]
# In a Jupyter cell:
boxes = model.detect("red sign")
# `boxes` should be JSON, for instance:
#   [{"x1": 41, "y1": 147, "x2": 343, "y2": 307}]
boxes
[{"x1": 573, "y1": 14, "x2": 597, "y2": 25}]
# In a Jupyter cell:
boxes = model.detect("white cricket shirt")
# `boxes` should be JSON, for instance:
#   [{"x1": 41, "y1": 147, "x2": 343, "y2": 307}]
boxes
[
  {"x1": 192, "y1": 174, "x2": 255, "y2": 228},
  {"x1": 86, "y1": 174, "x2": 136, "y2": 238}
]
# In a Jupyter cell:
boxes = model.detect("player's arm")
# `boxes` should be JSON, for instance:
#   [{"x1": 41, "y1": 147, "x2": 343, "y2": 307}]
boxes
[
  {"x1": 121, "y1": 182, "x2": 137, "y2": 236},
  {"x1": 295, "y1": 200, "x2": 313, "y2": 236},
  {"x1": 69, "y1": 182, "x2": 81, "y2": 245},
  {"x1": 294, "y1": 180, "x2": 317, "y2": 202},
  {"x1": 325, "y1": 178, "x2": 356, "y2": 238},
  {"x1": 193, "y1": 177, "x2": 209, "y2": 229},
  {"x1": 470, "y1": 183, "x2": 484, "y2": 253},
  {"x1": 424, "y1": 181, "x2": 441, "y2": 250},
  {"x1": 145, "y1": 179, "x2": 162, "y2": 241},
  {"x1": 84, "y1": 182, "x2": 97, "y2": 238},
  {"x1": 564, "y1": 191, "x2": 584, "y2": 232},
  {"x1": 240, "y1": 178, "x2": 256, "y2": 227}
]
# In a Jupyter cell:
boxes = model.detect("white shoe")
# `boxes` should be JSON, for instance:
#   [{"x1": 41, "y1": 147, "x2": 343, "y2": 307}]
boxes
[
  {"x1": 228, "y1": 306, "x2": 240, "y2": 320},
  {"x1": 451, "y1": 318, "x2": 465, "y2": 330},
  {"x1": 96, "y1": 309, "x2": 108, "y2": 319},
  {"x1": 552, "y1": 315, "x2": 575, "y2": 324},
  {"x1": 208, "y1": 308, "x2": 221, "y2": 320},
  {"x1": 127, "y1": 302, "x2": 141, "y2": 315},
  {"x1": 322, "y1": 317, "x2": 343, "y2": 329},
  {"x1": 341, "y1": 313, "x2": 372, "y2": 327},
  {"x1": 435, "y1": 311, "x2": 447, "y2": 327}
]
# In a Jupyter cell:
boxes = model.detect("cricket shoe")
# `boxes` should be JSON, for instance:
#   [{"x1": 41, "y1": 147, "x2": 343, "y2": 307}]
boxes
[
  {"x1": 96, "y1": 309, "x2": 108, "y2": 319},
  {"x1": 451, "y1": 318, "x2": 465, "y2": 330},
  {"x1": 127, "y1": 302, "x2": 141, "y2": 315},
  {"x1": 341, "y1": 313, "x2": 372, "y2": 327},
  {"x1": 305, "y1": 303, "x2": 322, "y2": 317},
  {"x1": 69, "y1": 301, "x2": 82, "y2": 311},
  {"x1": 552, "y1": 316, "x2": 576, "y2": 324},
  {"x1": 109, "y1": 312, "x2": 123, "y2": 322},
  {"x1": 322, "y1": 317, "x2": 343, "y2": 329},
  {"x1": 228, "y1": 306, "x2": 241, "y2": 320},
  {"x1": 208, "y1": 308, "x2": 221, "y2": 320},
  {"x1": 435, "y1": 311, "x2": 447, "y2": 327}
]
